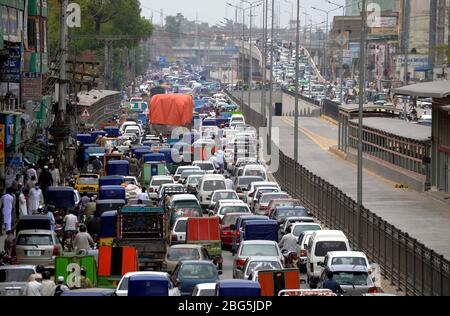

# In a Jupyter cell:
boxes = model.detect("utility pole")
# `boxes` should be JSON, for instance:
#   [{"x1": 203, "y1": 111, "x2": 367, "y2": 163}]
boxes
[
  {"x1": 268, "y1": 0, "x2": 274, "y2": 154},
  {"x1": 261, "y1": 0, "x2": 267, "y2": 117},
  {"x1": 56, "y1": 0, "x2": 69, "y2": 176},
  {"x1": 402, "y1": 0, "x2": 410, "y2": 85},
  {"x1": 249, "y1": 7, "x2": 253, "y2": 109},
  {"x1": 294, "y1": 0, "x2": 300, "y2": 163},
  {"x1": 429, "y1": 0, "x2": 437, "y2": 81},
  {"x1": 357, "y1": 0, "x2": 367, "y2": 249}
]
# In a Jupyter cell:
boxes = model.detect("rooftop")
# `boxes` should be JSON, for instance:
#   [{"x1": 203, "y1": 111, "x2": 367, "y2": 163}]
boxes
[
  {"x1": 77, "y1": 90, "x2": 121, "y2": 107},
  {"x1": 350, "y1": 117, "x2": 431, "y2": 142},
  {"x1": 393, "y1": 81, "x2": 450, "y2": 98}
]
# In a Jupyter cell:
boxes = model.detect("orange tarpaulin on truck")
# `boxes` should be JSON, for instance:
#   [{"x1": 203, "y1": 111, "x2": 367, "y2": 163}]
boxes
[
  {"x1": 258, "y1": 269, "x2": 300, "y2": 296},
  {"x1": 149, "y1": 94, "x2": 194, "y2": 126}
]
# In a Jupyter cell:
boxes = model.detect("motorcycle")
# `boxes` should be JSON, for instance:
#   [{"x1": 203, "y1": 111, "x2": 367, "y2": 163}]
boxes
[
  {"x1": 0, "y1": 251, "x2": 14, "y2": 266},
  {"x1": 282, "y1": 249, "x2": 299, "y2": 269}
]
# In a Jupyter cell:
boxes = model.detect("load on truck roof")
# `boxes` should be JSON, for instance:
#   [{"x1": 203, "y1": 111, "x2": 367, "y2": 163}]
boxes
[{"x1": 149, "y1": 94, "x2": 194, "y2": 126}]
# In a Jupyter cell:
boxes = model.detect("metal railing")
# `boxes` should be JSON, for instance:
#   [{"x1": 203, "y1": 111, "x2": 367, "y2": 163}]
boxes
[{"x1": 234, "y1": 96, "x2": 450, "y2": 296}]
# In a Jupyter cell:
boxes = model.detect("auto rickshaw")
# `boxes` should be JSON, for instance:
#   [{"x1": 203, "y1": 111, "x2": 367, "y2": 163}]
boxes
[
  {"x1": 134, "y1": 149, "x2": 153, "y2": 160},
  {"x1": 99, "y1": 185, "x2": 126, "y2": 201},
  {"x1": 141, "y1": 161, "x2": 167, "y2": 187},
  {"x1": 99, "y1": 176, "x2": 125, "y2": 187},
  {"x1": 99, "y1": 211, "x2": 117, "y2": 246},
  {"x1": 85, "y1": 147, "x2": 107, "y2": 173},
  {"x1": 96, "y1": 199, "x2": 126, "y2": 216},
  {"x1": 128, "y1": 274, "x2": 170, "y2": 297},
  {"x1": 103, "y1": 153, "x2": 124, "y2": 175},
  {"x1": 46, "y1": 187, "x2": 76, "y2": 216},
  {"x1": 258, "y1": 269, "x2": 300, "y2": 296},
  {"x1": 100, "y1": 137, "x2": 120, "y2": 151},
  {"x1": 216, "y1": 280, "x2": 261, "y2": 297},
  {"x1": 106, "y1": 160, "x2": 130, "y2": 177},
  {"x1": 90, "y1": 130, "x2": 107, "y2": 144},
  {"x1": 75, "y1": 173, "x2": 100, "y2": 196},
  {"x1": 104, "y1": 126, "x2": 120, "y2": 138},
  {"x1": 77, "y1": 134, "x2": 92, "y2": 146}
]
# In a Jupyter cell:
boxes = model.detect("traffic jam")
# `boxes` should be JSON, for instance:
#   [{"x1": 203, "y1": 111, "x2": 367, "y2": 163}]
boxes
[{"x1": 0, "y1": 67, "x2": 385, "y2": 297}]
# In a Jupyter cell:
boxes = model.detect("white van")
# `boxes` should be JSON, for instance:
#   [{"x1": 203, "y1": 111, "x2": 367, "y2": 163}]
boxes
[
  {"x1": 198, "y1": 174, "x2": 226, "y2": 208},
  {"x1": 306, "y1": 230, "x2": 350, "y2": 287},
  {"x1": 242, "y1": 165, "x2": 267, "y2": 181},
  {"x1": 230, "y1": 114, "x2": 246, "y2": 126}
]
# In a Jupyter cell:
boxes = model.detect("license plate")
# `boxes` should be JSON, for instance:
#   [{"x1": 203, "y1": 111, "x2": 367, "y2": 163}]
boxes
[
  {"x1": 6, "y1": 289, "x2": 20, "y2": 296},
  {"x1": 27, "y1": 250, "x2": 41, "y2": 257}
]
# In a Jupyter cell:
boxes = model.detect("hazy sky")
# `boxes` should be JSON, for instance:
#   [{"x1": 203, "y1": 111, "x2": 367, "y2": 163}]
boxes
[{"x1": 140, "y1": 0, "x2": 343, "y2": 29}]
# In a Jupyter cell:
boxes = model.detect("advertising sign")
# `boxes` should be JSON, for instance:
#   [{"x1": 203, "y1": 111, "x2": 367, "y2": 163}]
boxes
[
  {"x1": 349, "y1": 43, "x2": 360, "y2": 59},
  {"x1": 0, "y1": 47, "x2": 21, "y2": 82}
]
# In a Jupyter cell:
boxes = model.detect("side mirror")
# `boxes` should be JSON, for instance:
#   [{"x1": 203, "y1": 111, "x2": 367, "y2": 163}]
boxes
[{"x1": 218, "y1": 270, "x2": 223, "y2": 275}]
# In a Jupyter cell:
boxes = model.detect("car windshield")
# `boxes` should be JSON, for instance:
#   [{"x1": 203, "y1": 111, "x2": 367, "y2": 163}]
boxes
[
  {"x1": 272, "y1": 201, "x2": 299, "y2": 208},
  {"x1": 173, "y1": 201, "x2": 200, "y2": 209},
  {"x1": 203, "y1": 180, "x2": 226, "y2": 191},
  {"x1": 220, "y1": 205, "x2": 249, "y2": 215},
  {"x1": 198, "y1": 288, "x2": 215, "y2": 296},
  {"x1": 315, "y1": 241, "x2": 348, "y2": 257},
  {"x1": 213, "y1": 192, "x2": 238, "y2": 202},
  {"x1": 261, "y1": 194, "x2": 289, "y2": 203},
  {"x1": 222, "y1": 215, "x2": 242, "y2": 226},
  {"x1": 77, "y1": 177, "x2": 99, "y2": 185},
  {"x1": 246, "y1": 261, "x2": 282, "y2": 275},
  {"x1": 151, "y1": 179, "x2": 173, "y2": 186},
  {"x1": 241, "y1": 244, "x2": 278, "y2": 257},
  {"x1": 244, "y1": 169, "x2": 265, "y2": 178},
  {"x1": 17, "y1": 235, "x2": 52, "y2": 246},
  {"x1": 0, "y1": 269, "x2": 35, "y2": 283},
  {"x1": 278, "y1": 208, "x2": 309, "y2": 218},
  {"x1": 257, "y1": 189, "x2": 278, "y2": 198},
  {"x1": 292, "y1": 225, "x2": 321, "y2": 237},
  {"x1": 187, "y1": 176, "x2": 202, "y2": 184},
  {"x1": 167, "y1": 248, "x2": 200, "y2": 261},
  {"x1": 196, "y1": 163, "x2": 215, "y2": 171},
  {"x1": 177, "y1": 168, "x2": 198, "y2": 175},
  {"x1": 238, "y1": 177, "x2": 263, "y2": 186},
  {"x1": 333, "y1": 272, "x2": 370, "y2": 286},
  {"x1": 331, "y1": 257, "x2": 367, "y2": 266},
  {"x1": 180, "y1": 264, "x2": 216, "y2": 279},
  {"x1": 174, "y1": 220, "x2": 187, "y2": 233}
]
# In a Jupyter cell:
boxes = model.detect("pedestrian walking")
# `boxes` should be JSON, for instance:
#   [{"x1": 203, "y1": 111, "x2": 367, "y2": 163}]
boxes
[
  {"x1": 39, "y1": 166, "x2": 53, "y2": 202},
  {"x1": 52, "y1": 277, "x2": 69, "y2": 296},
  {"x1": 41, "y1": 271, "x2": 56, "y2": 296},
  {"x1": 1, "y1": 189, "x2": 14, "y2": 232},
  {"x1": 28, "y1": 184, "x2": 44, "y2": 215},
  {"x1": 19, "y1": 188, "x2": 28, "y2": 217},
  {"x1": 50, "y1": 164, "x2": 61, "y2": 186}
]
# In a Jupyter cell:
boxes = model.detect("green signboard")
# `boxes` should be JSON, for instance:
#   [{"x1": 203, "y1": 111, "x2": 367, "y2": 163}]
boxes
[{"x1": 54, "y1": 256, "x2": 98, "y2": 288}]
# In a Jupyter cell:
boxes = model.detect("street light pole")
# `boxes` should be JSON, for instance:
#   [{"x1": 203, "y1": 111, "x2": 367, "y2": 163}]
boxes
[
  {"x1": 357, "y1": 0, "x2": 367, "y2": 249},
  {"x1": 261, "y1": 0, "x2": 267, "y2": 117},
  {"x1": 268, "y1": 0, "x2": 274, "y2": 154},
  {"x1": 294, "y1": 0, "x2": 300, "y2": 163}
]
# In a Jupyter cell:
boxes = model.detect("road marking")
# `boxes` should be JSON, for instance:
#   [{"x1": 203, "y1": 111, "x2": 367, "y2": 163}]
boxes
[{"x1": 282, "y1": 117, "x2": 337, "y2": 150}]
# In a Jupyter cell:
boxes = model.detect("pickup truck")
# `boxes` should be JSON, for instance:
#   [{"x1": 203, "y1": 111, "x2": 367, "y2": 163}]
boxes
[{"x1": 116, "y1": 204, "x2": 169, "y2": 271}]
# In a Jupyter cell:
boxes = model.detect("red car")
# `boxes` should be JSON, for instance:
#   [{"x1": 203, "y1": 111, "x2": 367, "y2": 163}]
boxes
[
  {"x1": 220, "y1": 212, "x2": 249, "y2": 247},
  {"x1": 267, "y1": 199, "x2": 302, "y2": 217}
]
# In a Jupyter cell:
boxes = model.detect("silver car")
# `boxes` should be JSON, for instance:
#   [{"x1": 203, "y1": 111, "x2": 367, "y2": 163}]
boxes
[
  {"x1": 0, "y1": 265, "x2": 36, "y2": 296},
  {"x1": 15, "y1": 229, "x2": 63, "y2": 266}
]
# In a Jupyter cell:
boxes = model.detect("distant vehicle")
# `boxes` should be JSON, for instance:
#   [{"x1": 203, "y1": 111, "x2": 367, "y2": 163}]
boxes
[
  {"x1": 149, "y1": 176, "x2": 174, "y2": 199},
  {"x1": 198, "y1": 175, "x2": 226, "y2": 208},
  {"x1": 164, "y1": 244, "x2": 211, "y2": 273},
  {"x1": 209, "y1": 190, "x2": 239, "y2": 210},
  {"x1": 169, "y1": 217, "x2": 188, "y2": 245},
  {"x1": 235, "y1": 256, "x2": 283, "y2": 280},
  {"x1": 171, "y1": 260, "x2": 221, "y2": 296},
  {"x1": 15, "y1": 229, "x2": 63, "y2": 266},
  {"x1": 116, "y1": 272, "x2": 180, "y2": 296},
  {"x1": 192, "y1": 283, "x2": 216, "y2": 296}
]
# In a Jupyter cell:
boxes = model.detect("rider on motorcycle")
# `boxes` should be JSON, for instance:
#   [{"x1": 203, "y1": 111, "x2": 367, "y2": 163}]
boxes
[
  {"x1": 322, "y1": 269, "x2": 345, "y2": 295},
  {"x1": 278, "y1": 226, "x2": 298, "y2": 254}
]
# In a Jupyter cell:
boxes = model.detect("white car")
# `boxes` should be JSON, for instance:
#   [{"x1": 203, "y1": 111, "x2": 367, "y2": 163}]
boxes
[
  {"x1": 198, "y1": 174, "x2": 226, "y2": 208},
  {"x1": 192, "y1": 283, "x2": 216, "y2": 296},
  {"x1": 209, "y1": 190, "x2": 239, "y2": 210},
  {"x1": 193, "y1": 161, "x2": 216, "y2": 174},
  {"x1": 120, "y1": 121, "x2": 142, "y2": 135},
  {"x1": 291, "y1": 222, "x2": 322, "y2": 241},
  {"x1": 323, "y1": 251, "x2": 370, "y2": 271},
  {"x1": 149, "y1": 176, "x2": 174, "y2": 199},
  {"x1": 174, "y1": 166, "x2": 201, "y2": 182},
  {"x1": 116, "y1": 272, "x2": 181, "y2": 296},
  {"x1": 230, "y1": 114, "x2": 246, "y2": 126},
  {"x1": 245, "y1": 181, "x2": 280, "y2": 207},
  {"x1": 124, "y1": 126, "x2": 142, "y2": 137},
  {"x1": 212, "y1": 201, "x2": 251, "y2": 221},
  {"x1": 235, "y1": 256, "x2": 283, "y2": 280},
  {"x1": 242, "y1": 165, "x2": 267, "y2": 181},
  {"x1": 170, "y1": 217, "x2": 188, "y2": 245}
]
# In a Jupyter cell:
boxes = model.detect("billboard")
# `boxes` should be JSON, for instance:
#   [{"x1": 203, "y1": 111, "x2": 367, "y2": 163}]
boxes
[
  {"x1": 0, "y1": 47, "x2": 21, "y2": 83},
  {"x1": 348, "y1": 43, "x2": 360, "y2": 59}
]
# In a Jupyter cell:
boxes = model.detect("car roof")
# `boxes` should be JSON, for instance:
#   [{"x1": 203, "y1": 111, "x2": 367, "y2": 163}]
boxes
[
  {"x1": 171, "y1": 194, "x2": 198, "y2": 201},
  {"x1": 17, "y1": 229, "x2": 54, "y2": 235},
  {"x1": 0, "y1": 265, "x2": 36, "y2": 271},
  {"x1": 251, "y1": 181, "x2": 278, "y2": 186},
  {"x1": 179, "y1": 260, "x2": 216, "y2": 266},
  {"x1": 169, "y1": 244, "x2": 203, "y2": 250},
  {"x1": 202, "y1": 174, "x2": 225, "y2": 180},
  {"x1": 245, "y1": 256, "x2": 282, "y2": 262},
  {"x1": 218, "y1": 201, "x2": 247, "y2": 207},
  {"x1": 152, "y1": 176, "x2": 173, "y2": 180},
  {"x1": 123, "y1": 271, "x2": 170, "y2": 278},
  {"x1": 194, "y1": 283, "x2": 217, "y2": 290},
  {"x1": 326, "y1": 251, "x2": 367, "y2": 258},
  {"x1": 328, "y1": 265, "x2": 368, "y2": 273},
  {"x1": 241, "y1": 240, "x2": 277, "y2": 245},
  {"x1": 312, "y1": 230, "x2": 347, "y2": 239},
  {"x1": 291, "y1": 222, "x2": 320, "y2": 229}
]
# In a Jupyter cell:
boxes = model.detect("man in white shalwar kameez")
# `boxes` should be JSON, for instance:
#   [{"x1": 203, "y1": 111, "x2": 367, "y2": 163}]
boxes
[{"x1": 28, "y1": 184, "x2": 43, "y2": 215}]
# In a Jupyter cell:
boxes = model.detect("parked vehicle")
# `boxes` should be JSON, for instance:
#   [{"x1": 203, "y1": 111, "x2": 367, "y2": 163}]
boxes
[
  {"x1": 306, "y1": 230, "x2": 351, "y2": 288},
  {"x1": 171, "y1": 260, "x2": 221, "y2": 296}
]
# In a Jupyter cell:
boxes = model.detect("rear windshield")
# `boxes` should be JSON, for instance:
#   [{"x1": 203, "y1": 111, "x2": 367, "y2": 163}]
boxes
[
  {"x1": 174, "y1": 220, "x2": 187, "y2": 233},
  {"x1": 167, "y1": 248, "x2": 200, "y2": 261},
  {"x1": 0, "y1": 269, "x2": 35, "y2": 283},
  {"x1": 196, "y1": 163, "x2": 215, "y2": 171},
  {"x1": 173, "y1": 201, "x2": 200, "y2": 209},
  {"x1": 247, "y1": 261, "x2": 282, "y2": 275},
  {"x1": 331, "y1": 257, "x2": 367, "y2": 266},
  {"x1": 187, "y1": 177, "x2": 202, "y2": 185},
  {"x1": 278, "y1": 208, "x2": 309, "y2": 218},
  {"x1": 314, "y1": 241, "x2": 348, "y2": 257},
  {"x1": 261, "y1": 194, "x2": 289, "y2": 203},
  {"x1": 177, "y1": 168, "x2": 198, "y2": 175},
  {"x1": 238, "y1": 177, "x2": 263, "y2": 186},
  {"x1": 179, "y1": 264, "x2": 216, "y2": 279},
  {"x1": 244, "y1": 169, "x2": 266, "y2": 178},
  {"x1": 151, "y1": 179, "x2": 173, "y2": 186},
  {"x1": 241, "y1": 244, "x2": 278, "y2": 257},
  {"x1": 203, "y1": 180, "x2": 226, "y2": 191},
  {"x1": 17, "y1": 235, "x2": 52, "y2": 246},
  {"x1": 219, "y1": 206, "x2": 249, "y2": 215},
  {"x1": 77, "y1": 177, "x2": 99, "y2": 185},
  {"x1": 292, "y1": 225, "x2": 321, "y2": 237},
  {"x1": 333, "y1": 272, "x2": 370, "y2": 286},
  {"x1": 213, "y1": 192, "x2": 238, "y2": 202}
]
